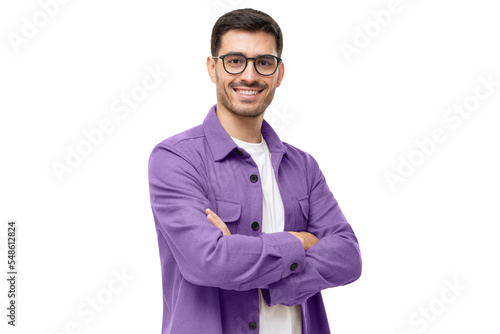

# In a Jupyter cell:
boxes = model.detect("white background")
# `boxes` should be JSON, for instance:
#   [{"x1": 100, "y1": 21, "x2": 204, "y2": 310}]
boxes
[{"x1": 1, "y1": 0, "x2": 499, "y2": 333}]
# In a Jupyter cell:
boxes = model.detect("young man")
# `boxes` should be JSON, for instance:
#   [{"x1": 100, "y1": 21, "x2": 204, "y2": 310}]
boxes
[{"x1": 148, "y1": 8, "x2": 362, "y2": 334}]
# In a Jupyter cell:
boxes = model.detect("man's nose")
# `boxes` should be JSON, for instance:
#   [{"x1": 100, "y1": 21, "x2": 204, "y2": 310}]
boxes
[{"x1": 239, "y1": 59, "x2": 259, "y2": 82}]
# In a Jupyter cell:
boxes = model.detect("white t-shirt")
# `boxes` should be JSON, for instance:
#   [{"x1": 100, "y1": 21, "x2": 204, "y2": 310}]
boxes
[{"x1": 231, "y1": 133, "x2": 302, "y2": 334}]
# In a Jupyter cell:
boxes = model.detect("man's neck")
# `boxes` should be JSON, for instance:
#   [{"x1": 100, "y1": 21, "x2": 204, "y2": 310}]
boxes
[{"x1": 215, "y1": 105, "x2": 264, "y2": 143}]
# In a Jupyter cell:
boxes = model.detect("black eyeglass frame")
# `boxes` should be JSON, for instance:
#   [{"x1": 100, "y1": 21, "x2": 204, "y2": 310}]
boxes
[{"x1": 212, "y1": 53, "x2": 283, "y2": 76}]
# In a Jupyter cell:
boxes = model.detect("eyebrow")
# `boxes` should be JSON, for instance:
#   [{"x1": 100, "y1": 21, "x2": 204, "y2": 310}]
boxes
[{"x1": 225, "y1": 51, "x2": 276, "y2": 57}]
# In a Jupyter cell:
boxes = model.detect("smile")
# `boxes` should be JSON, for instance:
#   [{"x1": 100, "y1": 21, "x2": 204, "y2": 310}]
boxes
[{"x1": 233, "y1": 88, "x2": 263, "y2": 97}]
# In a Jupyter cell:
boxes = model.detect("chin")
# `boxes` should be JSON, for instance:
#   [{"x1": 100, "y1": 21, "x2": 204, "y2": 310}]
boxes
[{"x1": 231, "y1": 106, "x2": 264, "y2": 117}]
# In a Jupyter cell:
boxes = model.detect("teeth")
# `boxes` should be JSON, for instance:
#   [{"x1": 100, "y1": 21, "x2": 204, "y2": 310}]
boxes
[{"x1": 236, "y1": 89, "x2": 259, "y2": 95}]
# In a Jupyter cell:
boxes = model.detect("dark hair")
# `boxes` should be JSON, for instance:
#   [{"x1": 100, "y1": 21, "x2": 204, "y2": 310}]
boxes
[{"x1": 211, "y1": 8, "x2": 283, "y2": 58}]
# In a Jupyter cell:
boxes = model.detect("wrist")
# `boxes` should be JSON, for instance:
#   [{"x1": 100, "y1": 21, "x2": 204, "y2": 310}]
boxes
[{"x1": 287, "y1": 231, "x2": 306, "y2": 250}]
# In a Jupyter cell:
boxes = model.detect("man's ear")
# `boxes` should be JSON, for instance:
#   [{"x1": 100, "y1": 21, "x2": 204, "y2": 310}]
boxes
[
  {"x1": 207, "y1": 56, "x2": 217, "y2": 83},
  {"x1": 276, "y1": 61, "x2": 285, "y2": 88}
]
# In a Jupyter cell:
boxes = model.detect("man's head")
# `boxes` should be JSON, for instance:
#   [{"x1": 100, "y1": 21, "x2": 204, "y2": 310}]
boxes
[{"x1": 207, "y1": 8, "x2": 285, "y2": 118}]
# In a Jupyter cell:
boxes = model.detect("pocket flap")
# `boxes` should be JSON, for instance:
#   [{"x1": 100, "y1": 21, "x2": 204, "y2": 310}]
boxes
[{"x1": 215, "y1": 198, "x2": 242, "y2": 223}]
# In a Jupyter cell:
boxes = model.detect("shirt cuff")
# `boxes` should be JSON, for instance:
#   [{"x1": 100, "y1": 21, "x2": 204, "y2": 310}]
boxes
[{"x1": 267, "y1": 231, "x2": 305, "y2": 279}]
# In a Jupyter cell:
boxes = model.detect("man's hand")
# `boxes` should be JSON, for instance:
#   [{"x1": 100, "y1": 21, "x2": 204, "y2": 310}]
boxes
[
  {"x1": 288, "y1": 231, "x2": 319, "y2": 251},
  {"x1": 206, "y1": 208, "x2": 231, "y2": 236}
]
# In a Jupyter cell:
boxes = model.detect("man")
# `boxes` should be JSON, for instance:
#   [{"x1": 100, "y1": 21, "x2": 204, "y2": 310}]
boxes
[{"x1": 148, "y1": 8, "x2": 361, "y2": 334}]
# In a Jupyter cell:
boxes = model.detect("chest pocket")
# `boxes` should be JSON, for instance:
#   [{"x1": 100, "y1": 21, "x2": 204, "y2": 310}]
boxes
[
  {"x1": 295, "y1": 195, "x2": 310, "y2": 231},
  {"x1": 215, "y1": 198, "x2": 242, "y2": 235}
]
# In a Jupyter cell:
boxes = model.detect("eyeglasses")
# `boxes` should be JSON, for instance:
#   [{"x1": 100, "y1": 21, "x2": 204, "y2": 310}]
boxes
[{"x1": 212, "y1": 53, "x2": 282, "y2": 76}]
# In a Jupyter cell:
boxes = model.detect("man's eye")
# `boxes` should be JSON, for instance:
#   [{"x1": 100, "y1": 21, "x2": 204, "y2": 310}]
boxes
[
  {"x1": 227, "y1": 57, "x2": 244, "y2": 65},
  {"x1": 257, "y1": 58, "x2": 274, "y2": 67}
]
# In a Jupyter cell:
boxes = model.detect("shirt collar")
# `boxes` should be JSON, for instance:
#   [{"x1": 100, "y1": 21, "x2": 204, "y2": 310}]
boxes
[{"x1": 202, "y1": 104, "x2": 288, "y2": 162}]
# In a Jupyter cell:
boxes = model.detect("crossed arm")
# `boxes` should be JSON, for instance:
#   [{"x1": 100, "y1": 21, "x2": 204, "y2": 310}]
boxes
[
  {"x1": 206, "y1": 208, "x2": 320, "y2": 251},
  {"x1": 149, "y1": 144, "x2": 361, "y2": 307}
]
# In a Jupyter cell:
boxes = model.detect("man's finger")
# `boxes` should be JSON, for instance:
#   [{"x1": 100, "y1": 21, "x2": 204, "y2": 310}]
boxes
[
  {"x1": 206, "y1": 208, "x2": 231, "y2": 235},
  {"x1": 207, "y1": 212, "x2": 220, "y2": 228},
  {"x1": 206, "y1": 208, "x2": 220, "y2": 225}
]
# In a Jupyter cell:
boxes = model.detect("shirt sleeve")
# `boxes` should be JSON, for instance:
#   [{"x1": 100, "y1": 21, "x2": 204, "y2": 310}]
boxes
[
  {"x1": 148, "y1": 143, "x2": 306, "y2": 291},
  {"x1": 260, "y1": 152, "x2": 362, "y2": 307}
]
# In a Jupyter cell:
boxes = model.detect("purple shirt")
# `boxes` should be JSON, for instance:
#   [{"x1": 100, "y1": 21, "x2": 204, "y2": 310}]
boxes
[{"x1": 148, "y1": 104, "x2": 362, "y2": 334}]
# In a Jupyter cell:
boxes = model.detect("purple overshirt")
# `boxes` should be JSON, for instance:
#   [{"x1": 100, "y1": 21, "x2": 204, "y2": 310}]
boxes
[{"x1": 148, "y1": 104, "x2": 362, "y2": 334}]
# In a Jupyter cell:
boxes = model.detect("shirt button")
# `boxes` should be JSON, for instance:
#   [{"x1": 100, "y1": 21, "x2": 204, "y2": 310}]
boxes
[
  {"x1": 249, "y1": 322, "x2": 257, "y2": 330},
  {"x1": 250, "y1": 174, "x2": 258, "y2": 183},
  {"x1": 251, "y1": 221, "x2": 260, "y2": 230},
  {"x1": 236, "y1": 149, "x2": 243, "y2": 156},
  {"x1": 290, "y1": 263, "x2": 298, "y2": 271}
]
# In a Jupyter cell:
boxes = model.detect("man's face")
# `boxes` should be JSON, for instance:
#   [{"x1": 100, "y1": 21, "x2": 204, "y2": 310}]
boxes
[{"x1": 208, "y1": 29, "x2": 285, "y2": 118}]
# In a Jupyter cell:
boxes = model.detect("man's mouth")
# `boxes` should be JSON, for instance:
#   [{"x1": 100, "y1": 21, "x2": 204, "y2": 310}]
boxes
[{"x1": 233, "y1": 88, "x2": 264, "y2": 96}]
